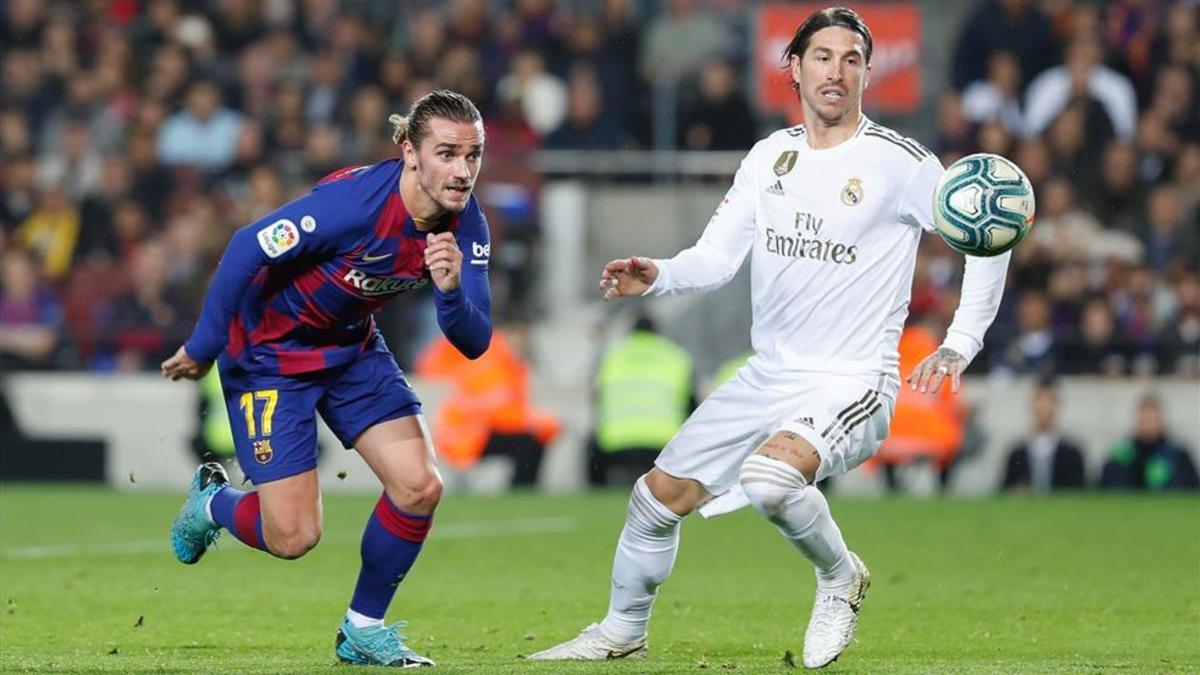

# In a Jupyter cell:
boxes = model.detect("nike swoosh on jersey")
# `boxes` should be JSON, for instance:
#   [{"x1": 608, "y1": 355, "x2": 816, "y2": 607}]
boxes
[{"x1": 361, "y1": 252, "x2": 392, "y2": 262}]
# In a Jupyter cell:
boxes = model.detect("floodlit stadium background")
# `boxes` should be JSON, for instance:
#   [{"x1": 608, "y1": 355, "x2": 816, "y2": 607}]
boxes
[{"x1": 1, "y1": 0, "x2": 1197, "y2": 495}]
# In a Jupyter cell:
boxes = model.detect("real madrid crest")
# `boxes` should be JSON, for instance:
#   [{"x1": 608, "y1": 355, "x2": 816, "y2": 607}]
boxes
[
  {"x1": 841, "y1": 177, "x2": 864, "y2": 206},
  {"x1": 253, "y1": 439, "x2": 274, "y2": 464},
  {"x1": 774, "y1": 150, "x2": 798, "y2": 177}
]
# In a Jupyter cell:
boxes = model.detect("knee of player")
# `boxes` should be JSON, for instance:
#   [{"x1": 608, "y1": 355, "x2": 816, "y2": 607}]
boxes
[
  {"x1": 738, "y1": 455, "x2": 807, "y2": 516},
  {"x1": 390, "y1": 474, "x2": 443, "y2": 513},
  {"x1": 268, "y1": 525, "x2": 322, "y2": 560}
]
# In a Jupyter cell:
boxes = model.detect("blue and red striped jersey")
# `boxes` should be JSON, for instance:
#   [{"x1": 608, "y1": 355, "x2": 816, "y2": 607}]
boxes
[{"x1": 184, "y1": 158, "x2": 492, "y2": 376}]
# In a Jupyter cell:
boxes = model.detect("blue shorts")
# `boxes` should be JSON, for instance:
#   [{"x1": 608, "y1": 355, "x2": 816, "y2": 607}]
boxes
[{"x1": 219, "y1": 347, "x2": 421, "y2": 485}]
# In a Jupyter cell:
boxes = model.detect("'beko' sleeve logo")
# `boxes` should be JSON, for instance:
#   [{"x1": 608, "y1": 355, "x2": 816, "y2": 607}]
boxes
[
  {"x1": 257, "y1": 219, "x2": 300, "y2": 258},
  {"x1": 470, "y1": 241, "x2": 490, "y2": 266}
]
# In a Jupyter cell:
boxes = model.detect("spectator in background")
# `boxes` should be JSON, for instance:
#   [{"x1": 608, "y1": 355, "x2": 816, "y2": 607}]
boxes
[
  {"x1": 996, "y1": 289, "x2": 1057, "y2": 375},
  {"x1": 961, "y1": 50, "x2": 1027, "y2": 137},
  {"x1": 36, "y1": 118, "x2": 103, "y2": 200},
  {"x1": 1141, "y1": 184, "x2": 1199, "y2": 274},
  {"x1": 1001, "y1": 378, "x2": 1086, "y2": 492},
  {"x1": 0, "y1": 246, "x2": 63, "y2": 370},
  {"x1": 1, "y1": 153, "x2": 38, "y2": 231},
  {"x1": 1058, "y1": 295, "x2": 1130, "y2": 376},
  {"x1": 157, "y1": 80, "x2": 244, "y2": 170},
  {"x1": 497, "y1": 48, "x2": 567, "y2": 137},
  {"x1": 935, "y1": 93, "x2": 972, "y2": 158},
  {"x1": 952, "y1": 0, "x2": 1055, "y2": 91},
  {"x1": 1025, "y1": 35, "x2": 1138, "y2": 142},
  {"x1": 14, "y1": 186, "x2": 79, "y2": 282},
  {"x1": 677, "y1": 58, "x2": 755, "y2": 151},
  {"x1": 1101, "y1": 394, "x2": 1199, "y2": 491},
  {"x1": 544, "y1": 64, "x2": 626, "y2": 150},
  {"x1": 95, "y1": 238, "x2": 193, "y2": 372},
  {"x1": 1090, "y1": 140, "x2": 1146, "y2": 233},
  {"x1": 1159, "y1": 273, "x2": 1200, "y2": 377},
  {"x1": 640, "y1": 0, "x2": 732, "y2": 86}
]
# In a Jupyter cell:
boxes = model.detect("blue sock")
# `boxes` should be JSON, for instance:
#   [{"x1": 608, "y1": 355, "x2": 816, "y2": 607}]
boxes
[
  {"x1": 348, "y1": 494, "x2": 433, "y2": 620},
  {"x1": 209, "y1": 487, "x2": 268, "y2": 551}
]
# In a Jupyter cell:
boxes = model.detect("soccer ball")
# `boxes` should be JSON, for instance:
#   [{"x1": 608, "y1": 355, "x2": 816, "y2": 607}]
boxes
[{"x1": 932, "y1": 153, "x2": 1035, "y2": 257}]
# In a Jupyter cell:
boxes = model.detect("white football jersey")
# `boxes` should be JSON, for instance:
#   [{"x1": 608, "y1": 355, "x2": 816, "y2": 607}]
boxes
[{"x1": 646, "y1": 116, "x2": 1010, "y2": 389}]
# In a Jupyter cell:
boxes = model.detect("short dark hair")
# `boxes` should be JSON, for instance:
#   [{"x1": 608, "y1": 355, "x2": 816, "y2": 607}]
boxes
[
  {"x1": 389, "y1": 89, "x2": 482, "y2": 148},
  {"x1": 782, "y1": 7, "x2": 874, "y2": 66}
]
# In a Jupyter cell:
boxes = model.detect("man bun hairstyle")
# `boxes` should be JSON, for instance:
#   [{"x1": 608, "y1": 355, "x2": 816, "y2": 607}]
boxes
[
  {"x1": 389, "y1": 89, "x2": 482, "y2": 147},
  {"x1": 782, "y1": 6, "x2": 874, "y2": 88}
]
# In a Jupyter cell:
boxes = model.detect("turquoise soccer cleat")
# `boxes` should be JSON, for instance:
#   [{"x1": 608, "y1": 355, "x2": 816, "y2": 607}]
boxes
[
  {"x1": 170, "y1": 462, "x2": 228, "y2": 564},
  {"x1": 336, "y1": 618, "x2": 435, "y2": 668}
]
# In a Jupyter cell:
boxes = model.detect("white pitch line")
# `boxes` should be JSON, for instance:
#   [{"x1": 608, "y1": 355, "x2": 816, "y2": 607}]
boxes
[{"x1": 1, "y1": 516, "x2": 578, "y2": 560}]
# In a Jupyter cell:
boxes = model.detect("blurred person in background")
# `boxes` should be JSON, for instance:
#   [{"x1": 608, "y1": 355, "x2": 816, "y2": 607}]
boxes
[
  {"x1": 1100, "y1": 393, "x2": 1199, "y2": 491},
  {"x1": 952, "y1": 0, "x2": 1055, "y2": 91},
  {"x1": 95, "y1": 237, "x2": 193, "y2": 372},
  {"x1": 1090, "y1": 140, "x2": 1146, "y2": 234},
  {"x1": 587, "y1": 315, "x2": 695, "y2": 487},
  {"x1": 1000, "y1": 377, "x2": 1086, "y2": 492},
  {"x1": 996, "y1": 289, "x2": 1057, "y2": 375},
  {"x1": 640, "y1": 0, "x2": 733, "y2": 87},
  {"x1": 1159, "y1": 272, "x2": 1200, "y2": 377},
  {"x1": 416, "y1": 323, "x2": 560, "y2": 488},
  {"x1": 1025, "y1": 35, "x2": 1137, "y2": 143},
  {"x1": 961, "y1": 50, "x2": 1027, "y2": 137},
  {"x1": 544, "y1": 64, "x2": 627, "y2": 150},
  {"x1": 677, "y1": 57, "x2": 756, "y2": 151},
  {"x1": 14, "y1": 185, "x2": 79, "y2": 283},
  {"x1": 1058, "y1": 295, "x2": 1131, "y2": 376},
  {"x1": 1141, "y1": 184, "x2": 1198, "y2": 274},
  {"x1": 157, "y1": 80, "x2": 244, "y2": 171},
  {"x1": 0, "y1": 246, "x2": 63, "y2": 370}
]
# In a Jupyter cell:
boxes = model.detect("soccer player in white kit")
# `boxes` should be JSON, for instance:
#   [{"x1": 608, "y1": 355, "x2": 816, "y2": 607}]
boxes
[{"x1": 529, "y1": 7, "x2": 1011, "y2": 669}]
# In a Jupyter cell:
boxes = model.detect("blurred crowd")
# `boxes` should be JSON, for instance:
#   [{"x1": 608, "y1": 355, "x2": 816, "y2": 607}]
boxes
[
  {"x1": 0, "y1": 0, "x2": 1196, "y2": 378},
  {"x1": 926, "y1": 0, "x2": 1199, "y2": 378}
]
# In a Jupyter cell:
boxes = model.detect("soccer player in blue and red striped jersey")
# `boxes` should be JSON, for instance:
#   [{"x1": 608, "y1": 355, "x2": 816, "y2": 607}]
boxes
[{"x1": 163, "y1": 90, "x2": 492, "y2": 668}]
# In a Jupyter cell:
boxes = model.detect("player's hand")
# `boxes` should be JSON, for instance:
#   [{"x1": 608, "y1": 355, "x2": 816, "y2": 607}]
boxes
[
  {"x1": 907, "y1": 347, "x2": 968, "y2": 395},
  {"x1": 425, "y1": 232, "x2": 462, "y2": 292},
  {"x1": 598, "y1": 256, "x2": 659, "y2": 300},
  {"x1": 161, "y1": 346, "x2": 211, "y2": 381}
]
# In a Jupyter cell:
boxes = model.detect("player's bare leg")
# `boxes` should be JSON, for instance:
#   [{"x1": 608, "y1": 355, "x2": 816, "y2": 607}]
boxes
[
  {"x1": 257, "y1": 471, "x2": 323, "y2": 558},
  {"x1": 528, "y1": 468, "x2": 708, "y2": 661},
  {"x1": 333, "y1": 415, "x2": 440, "y2": 667},
  {"x1": 740, "y1": 432, "x2": 869, "y2": 669}
]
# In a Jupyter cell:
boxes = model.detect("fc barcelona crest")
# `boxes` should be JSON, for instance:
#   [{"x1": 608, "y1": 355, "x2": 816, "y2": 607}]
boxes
[
  {"x1": 253, "y1": 439, "x2": 274, "y2": 464},
  {"x1": 841, "y1": 177, "x2": 864, "y2": 206},
  {"x1": 774, "y1": 150, "x2": 798, "y2": 177}
]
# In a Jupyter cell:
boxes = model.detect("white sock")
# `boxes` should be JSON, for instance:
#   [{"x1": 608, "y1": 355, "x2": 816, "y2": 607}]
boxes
[
  {"x1": 345, "y1": 608, "x2": 385, "y2": 629},
  {"x1": 739, "y1": 455, "x2": 854, "y2": 590},
  {"x1": 598, "y1": 476, "x2": 682, "y2": 644}
]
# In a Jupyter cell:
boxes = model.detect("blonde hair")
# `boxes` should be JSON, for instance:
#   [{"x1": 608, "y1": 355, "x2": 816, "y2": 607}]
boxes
[{"x1": 388, "y1": 89, "x2": 481, "y2": 148}]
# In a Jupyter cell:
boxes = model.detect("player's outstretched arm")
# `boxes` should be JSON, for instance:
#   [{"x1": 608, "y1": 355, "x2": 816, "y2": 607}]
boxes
[
  {"x1": 599, "y1": 257, "x2": 659, "y2": 300},
  {"x1": 908, "y1": 250, "x2": 1012, "y2": 395}
]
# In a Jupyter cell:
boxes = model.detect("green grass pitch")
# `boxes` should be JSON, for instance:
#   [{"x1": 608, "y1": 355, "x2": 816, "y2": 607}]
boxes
[{"x1": 1, "y1": 486, "x2": 1197, "y2": 673}]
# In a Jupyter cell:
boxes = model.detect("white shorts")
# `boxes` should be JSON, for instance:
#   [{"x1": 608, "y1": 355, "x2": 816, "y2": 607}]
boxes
[{"x1": 655, "y1": 368, "x2": 895, "y2": 515}]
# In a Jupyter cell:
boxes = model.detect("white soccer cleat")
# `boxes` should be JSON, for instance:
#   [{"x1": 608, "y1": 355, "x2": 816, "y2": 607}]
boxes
[
  {"x1": 802, "y1": 551, "x2": 870, "y2": 669},
  {"x1": 526, "y1": 623, "x2": 647, "y2": 661}
]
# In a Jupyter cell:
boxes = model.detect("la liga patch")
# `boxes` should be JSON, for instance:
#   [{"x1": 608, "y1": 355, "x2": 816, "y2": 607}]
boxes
[{"x1": 257, "y1": 219, "x2": 300, "y2": 258}]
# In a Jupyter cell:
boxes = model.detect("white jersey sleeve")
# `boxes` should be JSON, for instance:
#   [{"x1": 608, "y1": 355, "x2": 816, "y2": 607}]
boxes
[
  {"x1": 645, "y1": 149, "x2": 758, "y2": 296},
  {"x1": 941, "y1": 251, "x2": 1010, "y2": 365},
  {"x1": 898, "y1": 154, "x2": 943, "y2": 233}
]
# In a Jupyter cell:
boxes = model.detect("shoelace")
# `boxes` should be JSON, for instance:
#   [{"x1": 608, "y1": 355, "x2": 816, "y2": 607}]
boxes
[
  {"x1": 811, "y1": 595, "x2": 853, "y2": 636},
  {"x1": 357, "y1": 621, "x2": 417, "y2": 662}
]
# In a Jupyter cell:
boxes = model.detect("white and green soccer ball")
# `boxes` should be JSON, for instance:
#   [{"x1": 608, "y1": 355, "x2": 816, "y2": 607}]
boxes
[{"x1": 932, "y1": 152, "x2": 1036, "y2": 257}]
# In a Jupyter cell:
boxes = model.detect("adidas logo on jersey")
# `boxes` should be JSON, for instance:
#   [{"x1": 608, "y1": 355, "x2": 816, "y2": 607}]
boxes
[
  {"x1": 766, "y1": 180, "x2": 785, "y2": 196},
  {"x1": 794, "y1": 416, "x2": 815, "y2": 428}
]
